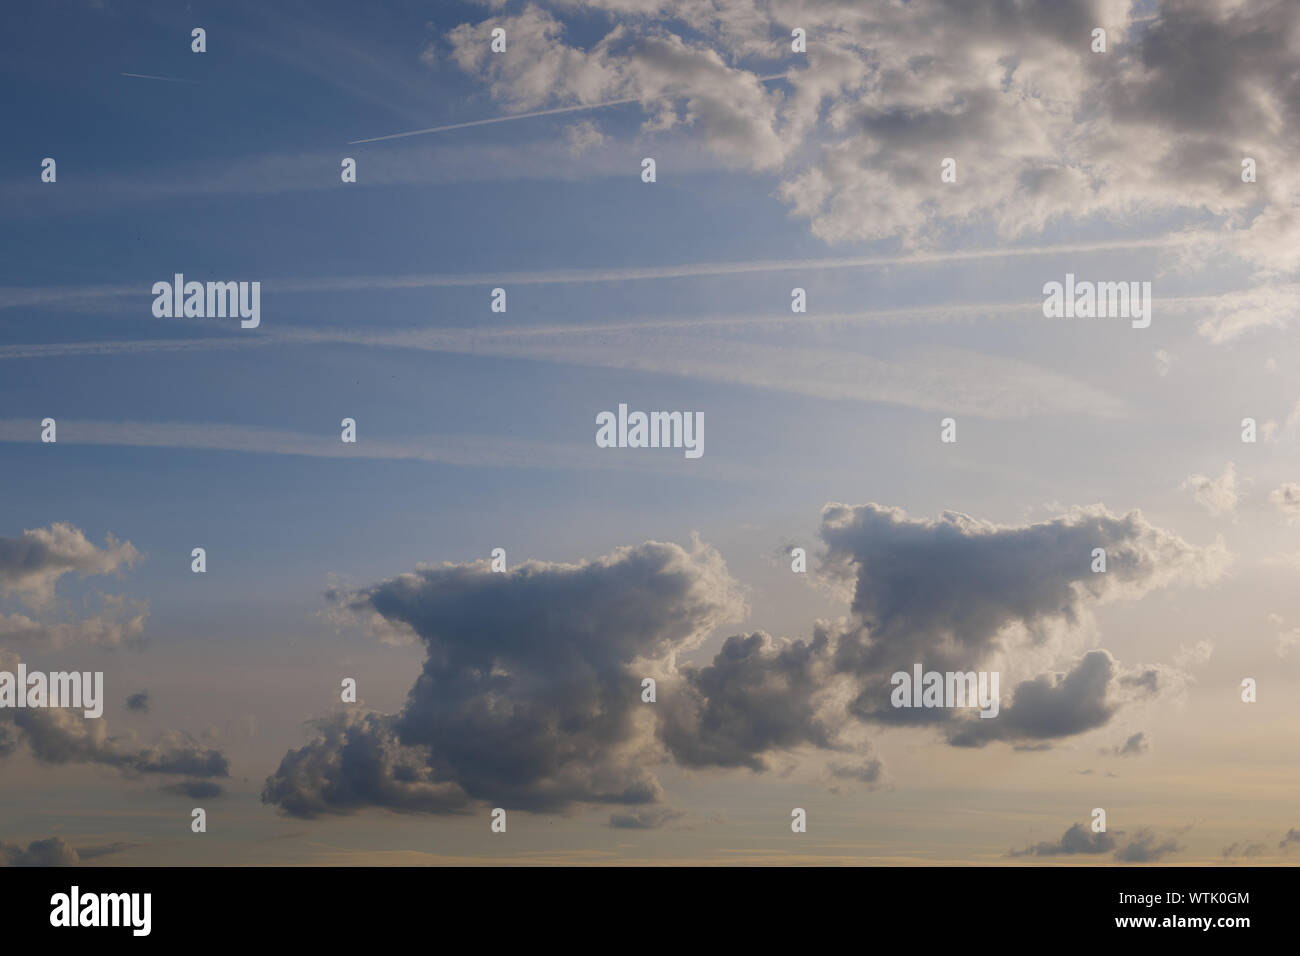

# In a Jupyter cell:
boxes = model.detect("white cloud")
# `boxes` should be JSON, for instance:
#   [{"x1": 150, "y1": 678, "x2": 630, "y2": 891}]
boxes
[{"x1": 1181, "y1": 463, "x2": 1240, "y2": 517}]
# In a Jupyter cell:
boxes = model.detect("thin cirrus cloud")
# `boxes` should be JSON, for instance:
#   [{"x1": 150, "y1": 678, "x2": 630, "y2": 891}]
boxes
[
  {"x1": 0, "y1": 316, "x2": 1131, "y2": 421},
  {"x1": 0, "y1": 235, "x2": 1204, "y2": 309},
  {"x1": 0, "y1": 419, "x2": 760, "y2": 481}
]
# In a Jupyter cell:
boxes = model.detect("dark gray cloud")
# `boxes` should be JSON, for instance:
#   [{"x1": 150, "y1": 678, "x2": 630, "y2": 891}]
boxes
[
  {"x1": 1278, "y1": 828, "x2": 1300, "y2": 850},
  {"x1": 1014, "y1": 822, "x2": 1185, "y2": 861},
  {"x1": 1104, "y1": 731, "x2": 1149, "y2": 757},
  {"x1": 2, "y1": 706, "x2": 228, "y2": 779},
  {"x1": 265, "y1": 501, "x2": 1220, "y2": 819},
  {"x1": 263, "y1": 711, "x2": 471, "y2": 818},
  {"x1": 0, "y1": 836, "x2": 134, "y2": 866},
  {"x1": 829, "y1": 757, "x2": 885, "y2": 786},
  {"x1": 817, "y1": 503, "x2": 1217, "y2": 744},
  {"x1": 161, "y1": 780, "x2": 224, "y2": 799},
  {"x1": 948, "y1": 651, "x2": 1132, "y2": 748},
  {"x1": 659, "y1": 631, "x2": 836, "y2": 770},
  {"x1": 668, "y1": 504, "x2": 1215, "y2": 756},
  {"x1": 819, "y1": 503, "x2": 1223, "y2": 680},
  {"x1": 1115, "y1": 829, "x2": 1184, "y2": 862},
  {"x1": 265, "y1": 540, "x2": 743, "y2": 818},
  {"x1": 1011, "y1": 822, "x2": 1116, "y2": 857},
  {"x1": 0, "y1": 836, "x2": 79, "y2": 866},
  {"x1": 608, "y1": 806, "x2": 683, "y2": 829},
  {"x1": 1222, "y1": 841, "x2": 1267, "y2": 859},
  {"x1": 0, "y1": 524, "x2": 225, "y2": 786}
]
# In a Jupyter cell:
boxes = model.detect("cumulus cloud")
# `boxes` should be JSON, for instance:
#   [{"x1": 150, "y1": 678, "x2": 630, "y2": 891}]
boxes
[
  {"x1": 819, "y1": 503, "x2": 1227, "y2": 661},
  {"x1": 677, "y1": 502, "x2": 1218, "y2": 751},
  {"x1": 1015, "y1": 822, "x2": 1183, "y2": 861},
  {"x1": 1103, "y1": 730, "x2": 1149, "y2": 757},
  {"x1": 949, "y1": 651, "x2": 1154, "y2": 748},
  {"x1": 1196, "y1": 285, "x2": 1298, "y2": 344},
  {"x1": 828, "y1": 755, "x2": 885, "y2": 787},
  {"x1": 0, "y1": 596, "x2": 149, "y2": 650},
  {"x1": 608, "y1": 806, "x2": 683, "y2": 829},
  {"x1": 1173, "y1": 639, "x2": 1214, "y2": 668},
  {"x1": 266, "y1": 539, "x2": 744, "y2": 817},
  {"x1": 1115, "y1": 829, "x2": 1184, "y2": 862},
  {"x1": 0, "y1": 836, "x2": 80, "y2": 866},
  {"x1": 1, "y1": 704, "x2": 228, "y2": 779},
  {"x1": 0, "y1": 836, "x2": 133, "y2": 866},
  {"x1": 1268, "y1": 482, "x2": 1300, "y2": 522},
  {"x1": 161, "y1": 780, "x2": 224, "y2": 799},
  {"x1": 1181, "y1": 462, "x2": 1240, "y2": 517},
  {"x1": 1222, "y1": 841, "x2": 1267, "y2": 859},
  {"x1": 448, "y1": 0, "x2": 1300, "y2": 276},
  {"x1": 1010, "y1": 821, "x2": 1116, "y2": 856},
  {"x1": 0, "y1": 523, "x2": 147, "y2": 649},
  {"x1": 0, "y1": 524, "x2": 228, "y2": 795},
  {"x1": 448, "y1": 5, "x2": 791, "y2": 170},
  {"x1": 266, "y1": 499, "x2": 1224, "y2": 820},
  {"x1": 817, "y1": 503, "x2": 1226, "y2": 740},
  {"x1": 659, "y1": 630, "x2": 839, "y2": 770},
  {"x1": 564, "y1": 118, "x2": 606, "y2": 155},
  {"x1": 0, "y1": 523, "x2": 138, "y2": 607}
]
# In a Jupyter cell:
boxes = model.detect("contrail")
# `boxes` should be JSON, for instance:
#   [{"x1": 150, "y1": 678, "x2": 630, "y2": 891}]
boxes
[
  {"x1": 259, "y1": 234, "x2": 1213, "y2": 289},
  {"x1": 120, "y1": 72, "x2": 200, "y2": 85},
  {"x1": 0, "y1": 418, "x2": 757, "y2": 478},
  {"x1": 348, "y1": 73, "x2": 790, "y2": 145},
  {"x1": 0, "y1": 233, "x2": 1216, "y2": 311},
  {"x1": 0, "y1": 285, "x2": 1259, "y2": 364}
]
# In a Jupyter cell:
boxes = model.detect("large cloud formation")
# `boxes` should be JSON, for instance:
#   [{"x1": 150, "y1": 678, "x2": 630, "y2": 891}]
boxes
[
  {"x1": 0, "y1": 695, "x2": 229, "y2": 780},
  {"x1": 445, "y1": 0, "x2": 1300, "y2": 283},
  {"x1": 265, "y1": 501, "x2": 1225, "y2": 820},
  {"x1": 0, "y1": 522, "x2": 138, "y2": 606},
  {"x1": 0, "y1": 523, "x2": 146, "y2": 648},
  {"x1": 0, "y1": 836, "x2": 134, "y2": 867},
  {"x1": 813, "y1": 503, "x2": 1225, "y2": 743},
  {"x1": 0, "y1": 523, "x2": 230, "y2": 788},
  {"x1": 0, "y1": 836, "x2": 80, "y2": 867},
  {"x1": 266, "y1": 539, "x2": 744, "y2": 818},
  {"x1": 1011, "y1": 821, "x2": 1184, "y2": 861}
]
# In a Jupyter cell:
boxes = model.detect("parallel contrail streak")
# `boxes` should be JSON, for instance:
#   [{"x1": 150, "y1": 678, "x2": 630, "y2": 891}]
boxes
[
  {"x1": 120, "y1": 72, "x2": 200, "y2": 85},
  {"x1": 347, "y1": 73, "x2": 790, "y2": 144}
]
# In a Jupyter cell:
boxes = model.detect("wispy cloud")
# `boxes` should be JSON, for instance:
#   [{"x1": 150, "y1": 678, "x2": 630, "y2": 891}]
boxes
[
  {"x1": 0, "y1": 234, "x2": 1206, "y2": 312},
  {"x1": 119, "y1": 72, "x2": 199, "y2": 85},
  {"x1": 0, "y1": 419, "x2": 756, "y2": 479}
]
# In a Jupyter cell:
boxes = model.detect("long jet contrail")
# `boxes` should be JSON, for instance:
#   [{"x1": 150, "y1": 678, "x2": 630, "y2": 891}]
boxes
[
  {"x1": 0, "y1": 234, "x2": 1214, "y2": 311},
  {"x1": 0, "y1": 286, "x2": 1269, "y2": 363},
  {"x1": 120, "y1": 72, "x2": 200, "y2": 85},
  {"x1": 348, "y1": 73, "x2": 790, "y2": 145}
]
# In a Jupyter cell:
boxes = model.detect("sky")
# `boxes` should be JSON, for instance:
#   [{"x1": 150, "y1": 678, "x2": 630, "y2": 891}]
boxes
[{"x1": 1, "y1": 0, "x2": 1298, "y2": 866}]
